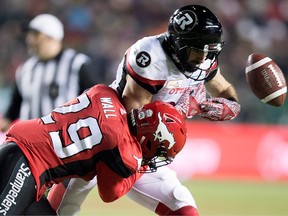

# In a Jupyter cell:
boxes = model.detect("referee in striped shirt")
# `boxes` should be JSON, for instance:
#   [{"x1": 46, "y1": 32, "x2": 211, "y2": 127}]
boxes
[{"x1": 1, "y1": 14, "x2": 99, "y2": 132}]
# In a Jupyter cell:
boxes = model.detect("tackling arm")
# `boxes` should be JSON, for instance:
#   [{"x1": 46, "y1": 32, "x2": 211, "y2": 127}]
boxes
[
  {"x1": 122, "y1": 75, "x2": 153, "y2": 112},
  {"x1": 97, "y1": 161, "x2": 140, "y2": 203}
]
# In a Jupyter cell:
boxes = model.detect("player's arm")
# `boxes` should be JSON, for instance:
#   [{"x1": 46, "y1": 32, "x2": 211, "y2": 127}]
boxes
[
  {"x1": 78, "y1": 58, "x2": 99, "y2": 94},
  {"x1": 199, "y1": 68, "x2": 241, "y2": 121},
  {"x1": 204, "y1": 68, "x2": 238, "y2": 101},
  {"x1": 121, "y1": 75, "x2": 153, "y2": 112},
  {"x1": 1, "y1": 84, "x2": 22, "y2": 132},
  {"x1": 96, "y1": 161, "x2": 140, "y2": 203}
]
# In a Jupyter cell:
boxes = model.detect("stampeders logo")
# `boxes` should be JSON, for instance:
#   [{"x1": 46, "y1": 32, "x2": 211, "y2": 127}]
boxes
[
  {"x1": 154, "y1": 112, "x2": 175, "y2": 149},
  {"x1": 0, "y1": 163, "x2": 31, "y2": 215}
]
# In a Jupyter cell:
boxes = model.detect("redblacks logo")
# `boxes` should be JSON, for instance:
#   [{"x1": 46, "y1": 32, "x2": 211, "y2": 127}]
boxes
[{"x1": 168, "y1": 87, "x2": 190, "y2": 94}]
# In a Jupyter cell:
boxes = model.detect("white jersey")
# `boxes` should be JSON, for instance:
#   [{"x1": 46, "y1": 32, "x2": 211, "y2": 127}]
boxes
[{"x1": 110, "y1": 34, "x2": 218, "y2": 104}]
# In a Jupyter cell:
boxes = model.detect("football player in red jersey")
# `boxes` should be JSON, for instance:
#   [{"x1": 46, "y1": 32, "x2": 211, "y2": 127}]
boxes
[
  {"x1": 48, "y1": 5, "x2": 241, "y2": 216},
  {"x1": 0, "y1": 84, "x2": 186, "y2": 215}
]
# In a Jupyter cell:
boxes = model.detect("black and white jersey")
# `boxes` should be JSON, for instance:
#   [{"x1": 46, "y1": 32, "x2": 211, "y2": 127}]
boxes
[
  {"x1": 110, "y1": 34, "x2": 218, "y2": 105},
  {"x1": 4, "y1": 48, "x2": 98, "y2": 120}
]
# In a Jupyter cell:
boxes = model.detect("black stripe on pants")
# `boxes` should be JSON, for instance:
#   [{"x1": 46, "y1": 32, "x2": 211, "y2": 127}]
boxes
[{"x1": 0, "y1": 143, "x2": 35, "y2": 215}]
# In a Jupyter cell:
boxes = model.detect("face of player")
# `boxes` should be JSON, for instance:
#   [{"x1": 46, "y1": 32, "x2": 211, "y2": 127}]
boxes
[
  {"x1": 25, "y1": 30, "x2": 61, "y2": 60},
  {"x1": 186, "y1": 48, "x2": 208, "y2": 68}
]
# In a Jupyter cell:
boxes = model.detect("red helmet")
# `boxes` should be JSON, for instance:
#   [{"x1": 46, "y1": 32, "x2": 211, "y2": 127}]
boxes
[{"x1": 130, "y1": 100, "x2": 187, "y2": 172}]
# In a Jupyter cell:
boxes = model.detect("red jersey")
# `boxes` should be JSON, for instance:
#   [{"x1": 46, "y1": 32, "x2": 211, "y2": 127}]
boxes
[{"x1": 5, "y1": 84, "x2": 142, "y2": 201}]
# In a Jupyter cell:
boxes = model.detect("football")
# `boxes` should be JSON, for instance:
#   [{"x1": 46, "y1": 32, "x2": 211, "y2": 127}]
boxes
[{"x1": 245, "y1": 53, "x2": 287, "y2": 107}]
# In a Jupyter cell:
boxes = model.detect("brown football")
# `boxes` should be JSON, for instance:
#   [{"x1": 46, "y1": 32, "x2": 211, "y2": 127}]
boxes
[{"x1": 245, "y1": 53, "x2": 287, "y2": 107}]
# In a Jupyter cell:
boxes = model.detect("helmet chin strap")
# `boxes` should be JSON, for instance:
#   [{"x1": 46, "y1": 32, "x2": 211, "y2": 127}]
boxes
[
  {"x1": 127, "y1": 110, "x2": 138, "y2": 137},
  {"x1": 181, "y1": 50, "x2": 221, "y2": 81},
  {"x1": 181, "y1": 63, "x2": 213, "y2": 81}
]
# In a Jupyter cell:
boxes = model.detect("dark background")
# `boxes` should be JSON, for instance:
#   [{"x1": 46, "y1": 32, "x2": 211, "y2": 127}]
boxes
[{"x1": 0, "y1": 0, "x2": 287, "y2": 124}]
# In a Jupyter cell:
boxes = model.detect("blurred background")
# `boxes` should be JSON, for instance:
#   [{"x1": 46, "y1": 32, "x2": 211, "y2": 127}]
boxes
[
  {"x1": 0, "y1": 0, "x2": 288, "y2": 215},
  {"x1": 0, "y1": 0, "x2": 288, "y2": 124}
]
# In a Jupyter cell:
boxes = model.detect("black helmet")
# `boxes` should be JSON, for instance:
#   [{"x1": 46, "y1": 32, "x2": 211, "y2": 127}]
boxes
[{"x1": 166, "y1": 5, "x2": 224, "y2": 79}]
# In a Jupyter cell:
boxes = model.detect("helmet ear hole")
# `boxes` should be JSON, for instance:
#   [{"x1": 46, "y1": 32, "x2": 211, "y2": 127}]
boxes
[
  {"x1": 157, "y1": 144, "x2": 167, "y2": 157},
  {"x1": 164, "y1": 116, "x2": 175, "y2": 123},
  {"x1": 146, "y1": 139, "x2": 152, "y2": 150}
]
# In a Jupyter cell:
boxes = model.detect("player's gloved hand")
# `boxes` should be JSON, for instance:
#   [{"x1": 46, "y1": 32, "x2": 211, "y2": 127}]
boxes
[
  {"x1": 175, "y1": 83, "x2": 206, "y2": 119},
  {"x1": 199, "y1": 97, "x2": 241, "y2": 121}
]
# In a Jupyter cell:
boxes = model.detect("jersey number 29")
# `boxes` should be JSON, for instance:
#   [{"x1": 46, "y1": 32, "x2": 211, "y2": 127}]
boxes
[{"x1": 41, "y1": 93, "x2": 102, "y2": 159}]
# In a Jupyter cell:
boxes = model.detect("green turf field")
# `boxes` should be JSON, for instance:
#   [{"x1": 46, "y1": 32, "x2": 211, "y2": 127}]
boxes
[{"x1": 80, "y1": 179, "x2": 288, "y2": 216}]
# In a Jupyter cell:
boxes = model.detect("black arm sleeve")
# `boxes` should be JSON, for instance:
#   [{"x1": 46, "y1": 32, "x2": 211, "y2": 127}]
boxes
[
  {"x1": 3, "y1": 83, "x2": 22, "y2": 121},
  {"x1": 102, "y1": 147, "x2": 135, "y2": 178},
  {"x1": 78, "y1": 60, "x2": 100, "y2": 94}
]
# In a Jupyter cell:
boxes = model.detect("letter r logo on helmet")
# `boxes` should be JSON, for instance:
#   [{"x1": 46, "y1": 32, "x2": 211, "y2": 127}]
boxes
[{"x1": 173, "y1": 10, "x2": 197, "y2": 33}]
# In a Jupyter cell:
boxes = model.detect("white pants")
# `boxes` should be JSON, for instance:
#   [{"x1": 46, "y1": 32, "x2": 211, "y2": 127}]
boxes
[{"x1": 56, "y1": 166, "x2": 197, "y2": 215}]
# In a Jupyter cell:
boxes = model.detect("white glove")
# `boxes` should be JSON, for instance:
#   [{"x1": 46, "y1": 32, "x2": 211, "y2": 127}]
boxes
[
  {"x1": 199, "y1": 97, "x2": 241, "y2": 121},
  {"x1": 175, "y1": 83, "x2": 206, "y2": 119}
]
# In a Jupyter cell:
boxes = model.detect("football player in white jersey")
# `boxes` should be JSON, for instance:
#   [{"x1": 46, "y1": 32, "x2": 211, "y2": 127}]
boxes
[{"x1": 47, "y1": 5, "x2": 240, "y2": 216}]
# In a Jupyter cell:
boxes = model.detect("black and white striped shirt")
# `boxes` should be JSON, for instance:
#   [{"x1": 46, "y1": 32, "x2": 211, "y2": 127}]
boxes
[{"x1": 5, "y1": 48, "x2": 99, "y2": 120}]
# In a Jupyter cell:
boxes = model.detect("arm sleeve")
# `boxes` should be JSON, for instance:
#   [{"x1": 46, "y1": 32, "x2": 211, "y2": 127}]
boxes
[
  {"x1": 78, "y1": 60, "x2": 99, "y2": 94},
  {"x1": 3, "y1": 83, "x2": 22, "y2": 121},
  {"x1": 102, "y1": 147, "x2": 135, "y2": 178}
]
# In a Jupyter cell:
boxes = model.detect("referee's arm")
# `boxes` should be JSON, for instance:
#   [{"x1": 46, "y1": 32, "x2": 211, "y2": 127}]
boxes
[
  {"x1": 1, "y1": 84, "x2": 22, "y2": 131},
  {"x1": 78, "y1": 60, "x2": 100, "y2": 94}
]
